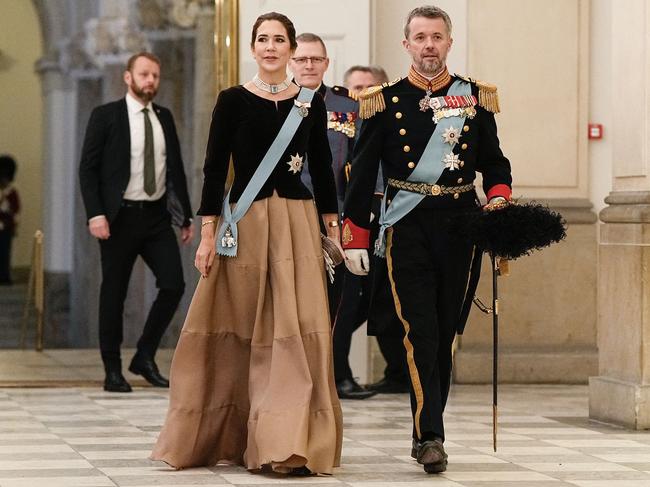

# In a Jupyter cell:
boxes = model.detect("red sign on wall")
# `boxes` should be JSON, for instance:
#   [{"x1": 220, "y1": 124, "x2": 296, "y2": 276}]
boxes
[{"x1": 588, "y1": 124, "x2": 603, "y2": 140}]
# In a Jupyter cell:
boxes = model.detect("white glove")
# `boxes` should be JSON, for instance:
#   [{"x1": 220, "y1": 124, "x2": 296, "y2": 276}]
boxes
[
  {"x1": 488, "y1": 196, "x2": 507, "y2": 204},
  {"x1": 345, "y1": 249, "x2": 370, "y2": 276}
]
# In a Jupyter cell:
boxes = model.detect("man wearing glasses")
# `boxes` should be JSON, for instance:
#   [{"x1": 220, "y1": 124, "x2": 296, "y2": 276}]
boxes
[
  {"x1": 289, "y1": 34, "x2": 376, "y2": 400},
  {"x1": 289, "y1": 33, "x2": 358, "y2": 213}
]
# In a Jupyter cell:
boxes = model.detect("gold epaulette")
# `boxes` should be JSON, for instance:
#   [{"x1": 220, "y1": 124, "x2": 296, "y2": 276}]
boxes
[
  {"x1": 357, "y1": 78, "x2": 402, "y2": 119},
  {"x1": 455, "y1": 74, "x2": 500, "y2": 114}
]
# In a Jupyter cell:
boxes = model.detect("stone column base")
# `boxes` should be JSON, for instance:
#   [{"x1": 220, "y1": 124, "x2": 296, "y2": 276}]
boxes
[
  {"x1": 589, "y1": 376, "x2": 650, "y2": 429},
  {"x1": 44, "y1": 271, "x2": 71, "y2": 347},
  {"x1": 454, "y1": 348, "x2": 597, "y2": 384}
]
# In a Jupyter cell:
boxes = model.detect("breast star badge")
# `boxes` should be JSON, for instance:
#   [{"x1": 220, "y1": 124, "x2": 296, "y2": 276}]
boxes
[
  {"x1": 443, "y1": 152, "x2": 461, "y2": 171},
  {"x1": 442, "y1": 126, "x2": 461, "y2": 145},
  {"x1": 287, "y1": 153, "x2": 304, "y2": 174}
]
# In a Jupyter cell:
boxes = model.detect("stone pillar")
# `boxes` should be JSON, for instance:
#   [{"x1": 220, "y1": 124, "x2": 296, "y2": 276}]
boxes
[
  {"x1": 588, "y1": 0, "x2": 650, "y2": 429},
  {"x1": 590, "y1": 194, "x2": 650, "y2": 428},
  {"x1": 37, "y1": 59, "x2": 77, "y2": 346},
  {"x1": 191, "y1": 7, "x2": 216, "y2": 210}
]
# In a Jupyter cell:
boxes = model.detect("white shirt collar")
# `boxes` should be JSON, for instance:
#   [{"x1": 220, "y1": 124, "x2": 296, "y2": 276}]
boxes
[{"x1": 125, "y1": 92, "x2": 153, "y2": 114}]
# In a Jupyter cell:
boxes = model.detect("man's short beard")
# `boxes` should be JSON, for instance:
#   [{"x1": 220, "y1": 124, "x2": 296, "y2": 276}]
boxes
[
  {"x1": 131, "y1": 81, "x2": 157, "y2": 102},
  {"x1": 416, "y1": 57, "x2": 443, "y2": 76}
]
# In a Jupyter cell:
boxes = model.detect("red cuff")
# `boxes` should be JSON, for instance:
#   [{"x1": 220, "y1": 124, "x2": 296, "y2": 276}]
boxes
[
  {"x1": 486, "y1": 184, "x2": 512, "y2": 201},
  {"x1": 341, "y1": 218, "x2": 370, "y2": 249}
]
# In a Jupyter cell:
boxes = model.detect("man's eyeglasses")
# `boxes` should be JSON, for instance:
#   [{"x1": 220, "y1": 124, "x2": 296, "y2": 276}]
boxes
[{"x1": 291, "y1": 56, "x2": 327, "y2": 65}]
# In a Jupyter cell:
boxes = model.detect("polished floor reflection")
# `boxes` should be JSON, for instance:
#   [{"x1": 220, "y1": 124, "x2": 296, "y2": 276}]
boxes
[
  {"x1": 1, "y1": 368, "x2": 650, "y2": 486},
  {"x1": 0, "y1": 349, "x2": 173, "y2": 386}
]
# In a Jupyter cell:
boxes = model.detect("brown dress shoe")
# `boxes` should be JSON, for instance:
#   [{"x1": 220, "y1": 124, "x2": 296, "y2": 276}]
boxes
[{"x1": 412, "y1": 438, "x2": 448, "y2": 473}]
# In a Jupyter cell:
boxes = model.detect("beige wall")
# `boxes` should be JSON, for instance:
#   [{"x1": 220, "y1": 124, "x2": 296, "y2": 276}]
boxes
[
  {"x1": 589, "y1": 0, "x2": 613, "y2": 213},
  {"x1": 468, "y1": 0, "x2": 589, "y2": 200},
  {"x1": 0, "y1": 1, "x2": 43, "y2": 269},
  {"x1": 610, "y1": 0, "x2": 649, "y2": 192}
]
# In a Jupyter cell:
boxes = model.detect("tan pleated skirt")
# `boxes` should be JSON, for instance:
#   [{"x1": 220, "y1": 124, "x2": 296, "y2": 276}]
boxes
[{"x1": 150, "y1": 193, "x2": 343, "y2": 474}]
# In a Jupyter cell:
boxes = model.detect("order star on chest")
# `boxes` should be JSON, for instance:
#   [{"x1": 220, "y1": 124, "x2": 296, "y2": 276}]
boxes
[
  {"x1": 286, "y1": 153, "x2": 304, "y2": 174},
  {"x1": 442, "y1": 126, "x2": 461, "y2": 145}
]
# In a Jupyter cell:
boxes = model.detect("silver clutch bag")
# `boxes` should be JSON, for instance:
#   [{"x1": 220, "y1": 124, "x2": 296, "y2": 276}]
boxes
[{"x1": 321, "y1": 234, "x2": 344, "y2": 283}]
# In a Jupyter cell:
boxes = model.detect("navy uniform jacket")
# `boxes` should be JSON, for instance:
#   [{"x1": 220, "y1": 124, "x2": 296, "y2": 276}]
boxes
[
  {"x1": 302, "y1": 84, "x2": 359, "y2": 211},
  {"x1": 342, "y1": 68, "x2": 512, "y2": 249}
]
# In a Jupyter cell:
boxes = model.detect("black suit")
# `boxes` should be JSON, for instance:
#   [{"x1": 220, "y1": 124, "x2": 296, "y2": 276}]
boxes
[
  {"x1": 79, "y1": 98, "x2": 193, "y2": 371},
  {"x1": 79, "y1": 99, "x2": 192, "y2": 226}
]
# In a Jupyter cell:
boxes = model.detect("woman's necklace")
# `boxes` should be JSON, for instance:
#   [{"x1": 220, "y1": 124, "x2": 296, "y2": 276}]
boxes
[{"x1": 253, "y1": 74, "x2": 292, "y2": 94}]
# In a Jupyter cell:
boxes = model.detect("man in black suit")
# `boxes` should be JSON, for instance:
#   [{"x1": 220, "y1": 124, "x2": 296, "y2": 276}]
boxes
[{"x1": 79, "y1": 52, "x2": 194, "y2": 393}]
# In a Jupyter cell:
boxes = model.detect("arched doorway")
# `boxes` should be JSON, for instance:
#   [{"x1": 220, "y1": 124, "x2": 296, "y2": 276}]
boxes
[{"x1": 0, "y1": 1, "x2": 44, "y2": 347}]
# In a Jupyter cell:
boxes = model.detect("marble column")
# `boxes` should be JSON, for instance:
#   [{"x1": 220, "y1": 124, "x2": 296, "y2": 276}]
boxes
[
  {"x1": 191, "y1": 7, "x2": 216, "y2": 211},
  {"x1": 588, "y1": 0, "x2": 650, "y2": 429},
  {"x1": 37, "y1": 59, "x2": 77, "y2": 346}
]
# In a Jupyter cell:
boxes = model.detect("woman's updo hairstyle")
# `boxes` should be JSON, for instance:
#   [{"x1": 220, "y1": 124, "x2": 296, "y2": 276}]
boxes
[{"x1": 250, "y1": 12, "x2": 297, "y2": 51}]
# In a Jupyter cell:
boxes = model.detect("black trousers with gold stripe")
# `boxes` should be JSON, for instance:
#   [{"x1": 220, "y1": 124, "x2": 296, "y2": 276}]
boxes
[{"x1": 386, "y1": 207, "x2": 474, "y2": 442}]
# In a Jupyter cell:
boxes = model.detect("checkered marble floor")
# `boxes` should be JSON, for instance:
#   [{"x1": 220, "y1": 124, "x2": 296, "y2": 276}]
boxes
[{"x1": 0, "y1": 385, "x2": 649, "y2": 487}]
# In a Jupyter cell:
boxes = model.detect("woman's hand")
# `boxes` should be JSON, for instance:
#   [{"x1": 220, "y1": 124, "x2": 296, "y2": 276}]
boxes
[
  {"x1": 327, "y1": 235, "x2": 345, "y2": 261},
  {"x1": 195, "y1": 217, "x2": 217, "y2": 277},
  {"x1": 195, "y1": 236, "x2": 216, "y2": 278},
  {"x1": 321, "y1": 213, "x2": 343, "y2": 259}
]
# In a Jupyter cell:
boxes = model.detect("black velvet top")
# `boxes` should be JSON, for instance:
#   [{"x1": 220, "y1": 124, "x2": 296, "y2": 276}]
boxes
[{"x1": 197, "y1": 85, "x2": 337, "y2": 216}]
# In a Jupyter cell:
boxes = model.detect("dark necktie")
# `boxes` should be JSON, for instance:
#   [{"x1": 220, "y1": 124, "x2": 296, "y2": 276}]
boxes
[{"x1": 142, "y1": 108, "x2": 156, "y2": 196}]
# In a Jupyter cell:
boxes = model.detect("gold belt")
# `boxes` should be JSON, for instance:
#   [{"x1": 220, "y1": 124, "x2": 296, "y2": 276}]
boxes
[{"x1": 387, "y1": 178, "x2": 475, "y2": 197}]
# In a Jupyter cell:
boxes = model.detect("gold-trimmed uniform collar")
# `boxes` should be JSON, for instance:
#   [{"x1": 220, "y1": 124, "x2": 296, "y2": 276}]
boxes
[{"x1": 407, "y1": 65, "x2": 451, "y2": 93}]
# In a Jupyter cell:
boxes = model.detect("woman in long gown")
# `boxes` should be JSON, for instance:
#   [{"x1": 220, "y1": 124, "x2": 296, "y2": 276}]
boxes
[{"x1": 150, "y1": 12, "x2": 343, "y2": 475}]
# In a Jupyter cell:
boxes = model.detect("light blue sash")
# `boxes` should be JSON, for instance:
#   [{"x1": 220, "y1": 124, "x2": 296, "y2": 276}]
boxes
[
  {"x1": 375, "y1": 80, "x2": 472, "y2": 257},
  {"x1": 216, "y1": 87, "x2": 315, "y2": 257}
]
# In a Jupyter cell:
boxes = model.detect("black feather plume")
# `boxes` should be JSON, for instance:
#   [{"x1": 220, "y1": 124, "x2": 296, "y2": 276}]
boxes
[{"x1": 453, "y1": 203, "x2": 567, "y2": 260}]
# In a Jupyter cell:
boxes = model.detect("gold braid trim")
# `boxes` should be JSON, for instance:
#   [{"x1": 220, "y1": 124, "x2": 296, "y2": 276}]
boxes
[
  {"x1": 358, "y1": 85, "x2": 386, "y2": 119},
  {"x1": 455, "y1": 74, "x2": 501, "y2": 114},
  {"x1": 476, "y1": 80, "x2": 500, "y2": 114},
  {"x1": 357, "y1": 78, "x2": 402, "y2": 119}
]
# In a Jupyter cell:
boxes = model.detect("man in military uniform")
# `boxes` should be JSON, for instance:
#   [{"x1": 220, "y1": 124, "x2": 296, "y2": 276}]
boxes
[
  {"x1": 289, "y1": 34, "x2": 376, "y2": 399},
  {"x1": 289, "y1": 33, "x2": 358, "y2": 211},
  {"x1": 343, "y1": 6, "x2": 512, "y2": 474},
  {"x1": 343, "y1": 65, "x2": 378, "y2": 97},
  {"x1": 346, "y1": 65, "x2": 412, "y2": 396}
]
